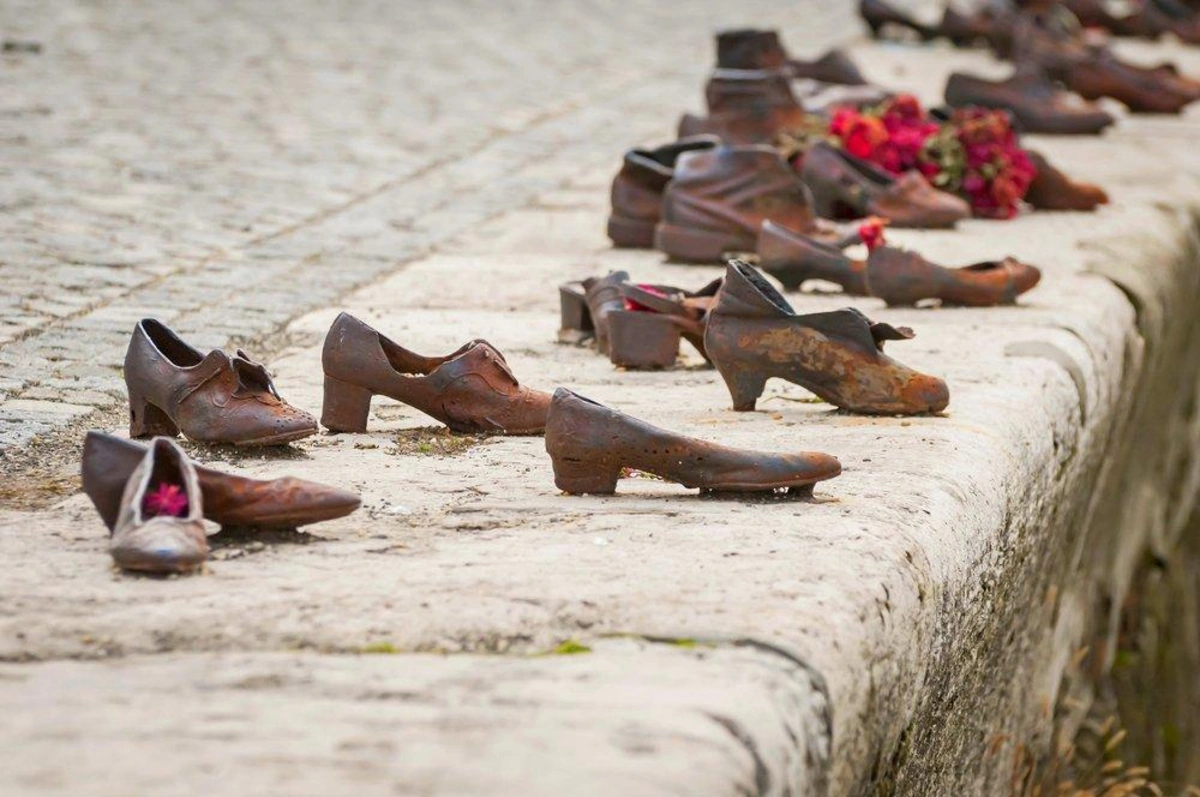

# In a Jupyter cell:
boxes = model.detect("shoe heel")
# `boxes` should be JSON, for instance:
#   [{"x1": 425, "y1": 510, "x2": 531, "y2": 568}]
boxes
[
  {"x1": 718, "y1": 368, "x2": 768, "y2": 412},
  {"x1": 552, "y1": 457, "x2": 622, "y2": 495},
  {"x1": 128, "y1": 393, "x2": 178, "y2": 438},
  {"x1": 559, "y1": 286, "x2": 592, "y2": 333},
  {"x1": 321, "y1": 375, "x2": 373, "y2": 433},
  {"x1": 607, "y1": 311, "x2": 681, "y2": 369}
]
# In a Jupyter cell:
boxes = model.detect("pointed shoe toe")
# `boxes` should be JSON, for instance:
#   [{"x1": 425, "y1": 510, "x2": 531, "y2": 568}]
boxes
[{"x1": 544, "y1": 388, "x2": 841, "y2": 496}]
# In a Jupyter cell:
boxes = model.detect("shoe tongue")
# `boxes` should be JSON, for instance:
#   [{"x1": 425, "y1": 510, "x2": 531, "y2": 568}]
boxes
[
  {"x1": 462, "y1": 341, "x2": 520, "y2": 388},
  {"x1": 800, "y1": 307, "x2": 913, "y2": 352},
  {"x1": 231, "y1": 349, "x2": 281, "y2": 400}
]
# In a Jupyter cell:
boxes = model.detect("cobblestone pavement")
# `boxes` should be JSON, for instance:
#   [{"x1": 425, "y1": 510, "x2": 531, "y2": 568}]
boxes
[{"x1": 0, "y1": 0, "x2": 856, "y2": 452}]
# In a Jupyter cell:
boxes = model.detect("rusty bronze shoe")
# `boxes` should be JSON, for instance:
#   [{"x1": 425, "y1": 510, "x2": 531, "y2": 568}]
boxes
[
  {"x1": 124, "y1": 319, "x2": 317, "y2": 446},
  {"x1": 865, "y1": 246, "x2": 1041, "y2": 307},
  {"x1": 756, "y1": 220, "x2": 869, "y2": 294},
  {"x1": 944, "y1": 71, "x2": 1115, "y2": 135},
  {"x1": 606, "y1": 279, "x2": 721, "y2": 368},
  {"x1": 1024, "y1": 150, "x2": 1109, "y2": 211},
  {"x1": 655, "y1": 144, "x2": 825, "y2": 263},
  {"x1": 558, "y1": 270, "x2": 629, "y2": 352},
  {"x1": 608, "y1": 137, "x2": 720, "y2": 248},
  {"x1": 860, "y1": 0, "x2": 937, "y2": 40},
  {"x1": 544, "y1": 388, "x2": 841, "y2": 496},
  {"x1": 321, "y1": 312, "x2": 551, "y2": 435},
  {"x1": 82, "y1": 431, "x2": 360, "y2": 532},
  {"x1": 677, "y1": 69, "x2": 808, "y2": 145},
  {"x1": 714, "y1": 29, "x2": 867, "y2": 86},
  {"x1": 705, "y1": 261, "x2": 950, "y2": 415},
  {"x1": 109, "y1": 437, "x2": 208, "y2": 574},
  {"x1": 800, "y1": 143, "x2": 971, "y2": 228}
]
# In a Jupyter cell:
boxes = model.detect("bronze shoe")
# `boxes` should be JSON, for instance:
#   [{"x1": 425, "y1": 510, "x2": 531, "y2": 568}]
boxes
[
  {"x1": 756, "y1": 220, "x2": 868, "y2": 294},
  {"x1": 938, "y1": 3, "x2": 1017, "y2": 52},
  {"x1": 714, "y1": 29, "x2": 867, "y2": 86},
  {"x1": 1064, "y1": 0, "x2": 1147, "y2": 37},
  {"x1": 944, "y1": 71, "x2": 1114, "y2": 135},
  {"x1": 321, "y1": 312, "x2": 551, "y2": 435},
  {"x1": 82, "y1": 431, "x2": 360, "y2": 532},
  {"x1": 1024, "y1": 150, "x2": 1109, "y2": 211},
  {"x1": 606, "y1": 279, "x2": 721, "y2": 368},
  {"x1": 558, "y1": 270, "x2": 629, "y2": 352},
  {"x1": 704, "y1": 261, "x2": 950, "y2": 415},
  {"x1": 109, "y1": 437, "x2": 208, "y2": 574},
  {"x1": 544, "y1": 388, "x2": 841, "y2": 496},
  {"x1": 1064, "y1": 52, "x2": 1194, "y2": 114},
  {"x1": 801, "y1": 143, "x2": 971, "y2": 228},
  {"x1": 865, "y1": 246, "x2": 1041, "y2": 307},
  {"x1": 677, "y1": 69, "x2": 807, "y2": 145},
  {"x1": 124, "y1": 319, "x2": 318, "y2": 446},
  {"x1": 608, "y1": 137, "x2": 720, "y2": 248},
  {"x1": 860, "y1": 0, "x2": 937, "y2": 40},
  {"x1": 654, "y1": 144, "x2": 824, "y2": 263}
]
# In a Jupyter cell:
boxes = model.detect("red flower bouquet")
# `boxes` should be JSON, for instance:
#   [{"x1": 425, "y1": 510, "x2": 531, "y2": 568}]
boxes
[{"x1": 789, "y1": 95, "x2": 1038, "y2": 220}]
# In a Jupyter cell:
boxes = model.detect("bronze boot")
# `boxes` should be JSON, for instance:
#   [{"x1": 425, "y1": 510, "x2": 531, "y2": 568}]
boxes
[
  {"x1": 714, "y1": 29, "x2": 867, "y2": 85},
  {"x1": 321, "y1": 312, "x2": 551, "y2": 435},
  {"x1": 655, "y1": 144, "x2": 823, "y2": 263},
  {"x1": 756, "y1": 220, "x2": 869, "y2": 294},
  {"x1": 607, "y1": 137, "x2": 720, "y2": 248},
  {"x1": 124, "y1": 319, "x2": 318, "y2": 446},
  {"x1": 109, "y1": 437, "x2": 208, "y2": 574},
  {"x1": 865, "y1": 246, "x2": 1041, "y2": 307},
  {"x1": 544, "y1": 388, "x2": 841, "y2": 496},
  {"x1": 800, "y1": 143, "x2": 971, "y2": 228},
  {"x1": 704, "y1": 261, "x2": 950, "y2": 415},
  {"x1": 677, "y1": 69, "x2": 807, "y2": 145},
  {"x1": 82, "y1": 431, "x2": 360, "y2": 532},
  {"x1": 944, "y1": 71, "x2": 1115, "y2": 135}
]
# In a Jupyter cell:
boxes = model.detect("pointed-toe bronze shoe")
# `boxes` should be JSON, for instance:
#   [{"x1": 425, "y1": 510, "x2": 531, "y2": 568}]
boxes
[
  {"x1": 704, "y1": 261, "x2": 950, "y2": 415},
  {"x1": 321, "y1": 312, "x2": 551, "y2": 435},
  {"x1": 544, "y1": 388, "x2": 841, "y2": 496},
  {"x1": 82, "y1": 431, "x2": 360, "y2": 532}
]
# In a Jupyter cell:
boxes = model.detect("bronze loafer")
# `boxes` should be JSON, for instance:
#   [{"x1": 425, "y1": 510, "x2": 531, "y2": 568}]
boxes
[
  {"x1": 124, "y1": 319, "x2": 317, "y2": 446},
  {"x1": 944, "y1": 71, "x2": 1115, "y2": 135},
  {"x1": 82, "y1": 431, "x2": 360, "y2": 532},
  {"x1": 109, "y1": 437, "x2": 208, "y2": 574},
  {"x1": 801, "y1": 143, "x2": 971, "y2": 229},
  {"x1": 1024, "y1": 150, "x2": 1109, "y2": 211},
  {"x1": 544, "y1": 388, "x2": 841, "y2": 495},
  {"x1": 756, "y1": 220, "x2": 869, "y2": 294},
  {"x1": 705, "y1": 261, "x2": 950, "y2": 415},
  {"x1": 321, "y1": 312, "x2": 551, "y2": 435},
  {"x1": 865, "y1": 246, "x2": 1041, "y2": 307}
]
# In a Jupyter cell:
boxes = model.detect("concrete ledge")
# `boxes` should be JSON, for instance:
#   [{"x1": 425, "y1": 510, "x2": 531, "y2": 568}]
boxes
[{"x1": 3, "y1": 30, "x2": 1200, "y2": 797}]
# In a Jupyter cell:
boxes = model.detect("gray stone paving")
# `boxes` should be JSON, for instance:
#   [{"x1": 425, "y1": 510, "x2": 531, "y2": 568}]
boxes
[{"x1": 0, "y1": 0, "x2": 856, "y2": 451}]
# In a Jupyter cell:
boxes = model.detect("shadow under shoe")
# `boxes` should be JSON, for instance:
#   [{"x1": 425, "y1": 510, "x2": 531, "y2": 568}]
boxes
[
  {"x1": 544, "y1": 388, "x2": 841, "y2": 495},
  {"x1": 109, "y1": 437, "x2": 208, "y2": 574},
  {"x1": 124, "y1": 319, "x2": 318, "y2": 446},
  {"x1": 321, "y1": 312, "x2": 551, "y2": 435},
  {"x1": 704, "y1": 261, "x2": 950, "y2": 415},
  {"x1": 82, "y1": 431, "x2": 360, "y2": 532}
]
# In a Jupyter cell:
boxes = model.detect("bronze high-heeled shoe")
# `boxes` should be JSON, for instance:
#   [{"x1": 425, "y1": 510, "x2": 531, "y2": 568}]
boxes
[
  {"x1": 605, "y1": 279, "x2": 721, "y2": 368},
  {"x1": 544, "y1": 388, "x2": 841, "y2": 496},
  {"x1": 557, "y1": 271, "x2": 629, "y2": 351},
  {"x1": 321, "y1": 313, "x2": 551, "y2": 435},
  {"x1": 123, "y1": 319, "x2": 317, "y2": 447},
  {"x1": 109, "y1": 437, "x2": 208, "y2": 574},
  {"x1": 800, "y1": 143, "x2": 971, "y2": 228},
  {"x1": 82, "y1": 431, "x2": 360, "y2": 532},
  {"x1": 704, "y1": 261, "x2": 950, "y2": 415}
]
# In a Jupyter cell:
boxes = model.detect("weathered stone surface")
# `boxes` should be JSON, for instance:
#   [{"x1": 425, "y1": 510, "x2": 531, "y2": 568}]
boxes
[{"x1": 1, "y1": 2, "x2": 1200, "y2": 795}]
